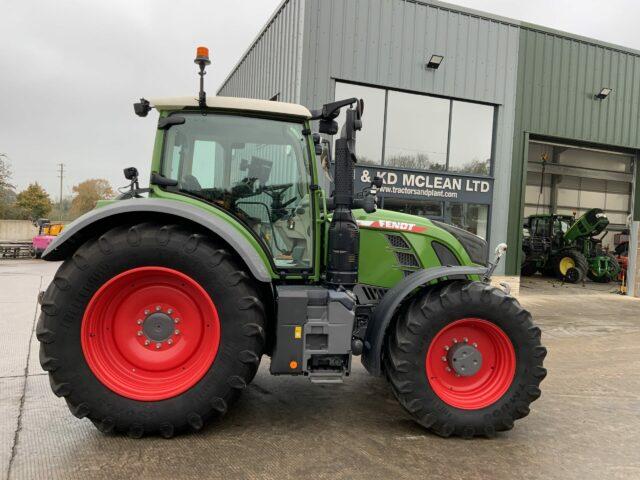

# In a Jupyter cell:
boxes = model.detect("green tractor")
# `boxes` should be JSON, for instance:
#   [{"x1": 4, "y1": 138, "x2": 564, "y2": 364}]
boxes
[
  {"x1": 522, "y1": 209, "x2": 621, "y2": 283},
  {"x1": 37, "y1": 47, "x2": 545, "y2": 438}
]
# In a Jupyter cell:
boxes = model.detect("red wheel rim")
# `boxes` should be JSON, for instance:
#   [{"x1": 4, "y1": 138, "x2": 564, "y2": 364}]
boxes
[
  {"x1": 425, "y1": 318, "x2": 515, "y2": 410},
  {"x1": 81, "y1": 267, "x2": 220, "y2": 401}
]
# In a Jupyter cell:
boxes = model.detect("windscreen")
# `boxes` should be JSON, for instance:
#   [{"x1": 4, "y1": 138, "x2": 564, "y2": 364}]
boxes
[{"x1": 161, "y1": 113, "x2": 314, "y2": 270}]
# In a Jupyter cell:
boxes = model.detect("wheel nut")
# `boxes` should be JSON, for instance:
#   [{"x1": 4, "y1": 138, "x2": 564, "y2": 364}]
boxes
[
  {"x1": 463, "y1": 337, "x2": 468, "y2": 343},
  {"x1": 167, "y1": 309, "x2": 173, "y2": 314},
  {"x1": 445, "y1": 367, "x2": 451, "y2": 372},
  {"x1": 167, "y1": 339, "x2": 173, "y2": 345},
  {"x1": 452, "y1": 338, "x2": 458, "y2": 343},
  {"x1": 136, "y1": 331, "x2": 143, "y2": 336},
  {"x1": 174, "y1": 318, "x2": 180, "y2": 324},
  {"x1": 144, "y1": 340, "x2": 150, "y2": 346},
  {"x1": 441, "y1": 356, "x2": 447, "y2": 362},
  {"x1": 174, "y1": 329, "x2": 180, "y2": 335},
  {"x1": 155, "y1": 343, "x2": 162, "y2": 349},
  {"x1": 137, "y1": 319, "x2": 143, "y2": 325},
  {"x1": 473, "y1": 343, "x2": 478, "y2": 348},
  {"x1": 444, "y1": 345, "x2": 450, "y2": 351},
  {"x1": 155, "y1": 306, "x2": 161, "y2": 311},
  {"x1": 144, "y1": 309, "x2": 150, "y2": 315}
]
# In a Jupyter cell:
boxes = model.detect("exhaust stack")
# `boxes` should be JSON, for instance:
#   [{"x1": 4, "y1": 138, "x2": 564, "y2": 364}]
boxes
[{"x1": 323, "y1": 100, "x2": 363, "y2": 286}]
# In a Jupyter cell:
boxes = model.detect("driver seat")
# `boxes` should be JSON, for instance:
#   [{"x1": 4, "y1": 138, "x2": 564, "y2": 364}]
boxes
[{"x1": 181, "y1": 174, "x2": 202, "y2": 192}]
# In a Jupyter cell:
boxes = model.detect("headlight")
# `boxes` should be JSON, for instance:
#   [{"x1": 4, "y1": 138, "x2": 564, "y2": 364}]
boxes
[{"x1": 432, "y1": 221, "x2": 488, "y2": 266}]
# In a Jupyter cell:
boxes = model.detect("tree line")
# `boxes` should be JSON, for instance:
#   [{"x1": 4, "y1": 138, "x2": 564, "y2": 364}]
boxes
[{"x1": 0, "y1": 156, "x2": 114, "y2": 221}]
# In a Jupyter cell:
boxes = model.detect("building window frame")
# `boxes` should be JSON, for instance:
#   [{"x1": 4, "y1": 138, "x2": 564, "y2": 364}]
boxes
[{"x1": 333, "y1": 79, "x2": 497, "y2": 177}]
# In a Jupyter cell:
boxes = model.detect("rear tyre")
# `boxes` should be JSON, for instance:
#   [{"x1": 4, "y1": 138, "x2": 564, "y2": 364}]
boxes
[
  {"x1": 553, "y1": 249, "x2": 587, "y2": 284},
  {"x1": 520, "y1": 262, "x2": 537, "y2": 277},
  {"x1": 384, "y1": 281, "x2": 546, "y2": 438},
  {"x1": 37, "y1": 223, "x2": 266, "y2": 437}
]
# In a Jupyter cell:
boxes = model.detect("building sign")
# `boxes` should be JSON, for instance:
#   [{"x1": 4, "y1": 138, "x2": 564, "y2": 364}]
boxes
[{"x1": 354, "y1": 165, "x2": 493, "y2": 204}]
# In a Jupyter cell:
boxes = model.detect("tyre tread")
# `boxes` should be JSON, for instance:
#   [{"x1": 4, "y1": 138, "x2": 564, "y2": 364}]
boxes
[
  {"x1": 37, "y1": 222, "x2": 266, "y2": 438},
  {"x1": 383, "y1": 280, "x2": 546, "y2": 438}
]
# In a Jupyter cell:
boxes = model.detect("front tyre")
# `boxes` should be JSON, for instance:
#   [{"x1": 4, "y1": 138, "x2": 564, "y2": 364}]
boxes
[
  {"x1": 553, "y1": 249, "x2": 587, "y2": 284},
  {"x1": 37, "y1": 223, "x2": 266, "y2": 438},
  {"x1": 384, "y1": 281, "x2": 547, "y2": 438}
]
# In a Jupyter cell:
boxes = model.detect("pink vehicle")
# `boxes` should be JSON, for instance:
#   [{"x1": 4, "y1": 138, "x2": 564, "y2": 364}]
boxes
[{"x1": 32, "y1": 219, "x2": 64, "y2": 258}]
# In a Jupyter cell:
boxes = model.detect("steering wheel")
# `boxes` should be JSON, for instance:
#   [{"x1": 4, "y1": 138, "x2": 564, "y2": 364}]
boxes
[
  {"x1": 256, "y1": 183, "x2": 295, "y2": 221},
  {"x1": 260, "y1": 183, "x2": 293, "y2": 195},
  {"x1": 264, "y1": 183, "x2": 296, "y2": 205}
]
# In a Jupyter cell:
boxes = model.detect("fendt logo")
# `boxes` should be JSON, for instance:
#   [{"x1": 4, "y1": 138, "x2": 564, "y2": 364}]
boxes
[{"x1": 357, "y1": 220, "x2": 427, "y2": 233}]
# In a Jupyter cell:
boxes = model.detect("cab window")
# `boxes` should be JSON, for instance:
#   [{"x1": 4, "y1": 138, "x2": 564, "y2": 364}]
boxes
[{"x1": 161, "y1": 113, "x2": 314, "y2": 270}]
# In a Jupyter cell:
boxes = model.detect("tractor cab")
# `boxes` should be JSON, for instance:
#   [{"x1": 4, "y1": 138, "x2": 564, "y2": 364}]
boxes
[
  {"x1": 525, "y1": 214, "x2": 573, "y2": 250},
  {"x1": 155, "y1": 103, "x2": 317, "y2": 271}
]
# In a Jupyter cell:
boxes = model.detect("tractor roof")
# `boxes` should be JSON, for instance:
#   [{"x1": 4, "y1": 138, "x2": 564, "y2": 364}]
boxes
[{"x1": 149, "y1": 96, "x2": 312, "y2": 119}]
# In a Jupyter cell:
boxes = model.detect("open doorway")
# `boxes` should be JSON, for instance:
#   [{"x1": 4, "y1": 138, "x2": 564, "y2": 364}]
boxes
[{"x1": 521, "y1": 138, "x2": 635, "y2": 295}]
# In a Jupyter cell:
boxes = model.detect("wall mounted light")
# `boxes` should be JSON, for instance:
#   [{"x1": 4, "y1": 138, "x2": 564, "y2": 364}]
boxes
[
  {"x1": 426, "y1": 54, "x2": 444, "y2": 69},
  {"x1": 595, "y1": 87, "x2": 612, "y2": 99}
]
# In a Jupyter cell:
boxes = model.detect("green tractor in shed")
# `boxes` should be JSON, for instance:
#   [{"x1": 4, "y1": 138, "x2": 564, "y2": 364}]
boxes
[
  {"x1": 522, "y1": 208, "x2": 621, "y2": 283},
  {"x1": 36, "y1": 47, "x2": 545, "y2": 438}
]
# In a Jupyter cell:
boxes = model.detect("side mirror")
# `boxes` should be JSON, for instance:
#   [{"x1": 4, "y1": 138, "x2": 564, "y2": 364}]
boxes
[
  {"x1": 361, "y1": 193, "x2": 377, "y2": 214},
  {"x1": 354, "y1": 99, "x2": 364, "y2": 132},
  {"x1": 312, "y1": 133, "x2": 323, "y2": 155},
  {"x1": 311, "y1": 97, "x2": 358, "y2": 135},
  {"x1": 133, "y1": 98, "x2": 151, "y2": 117},
  {"x1": 318, "y1": 119, "x2": 338, "y2": 135},
  {"x1": 123, "y1": 167, "x2": 139, "y2": 181},
  {"x1": 321, "y1": 138, "x2": 333, "y2": 171}
]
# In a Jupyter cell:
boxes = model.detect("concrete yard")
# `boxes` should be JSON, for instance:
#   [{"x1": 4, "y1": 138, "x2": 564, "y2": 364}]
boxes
[{"x1": 1, "y1": 260, "x2": 639, "y2": 480}]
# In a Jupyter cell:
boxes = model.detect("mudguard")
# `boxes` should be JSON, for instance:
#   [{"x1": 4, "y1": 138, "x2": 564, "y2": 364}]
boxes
[
  {"x1": 361, "y1": 265, "x2": 488, "y2": 376},
  {"x1": 42, "y1": 198, "x2": 272, "y2": 282}
]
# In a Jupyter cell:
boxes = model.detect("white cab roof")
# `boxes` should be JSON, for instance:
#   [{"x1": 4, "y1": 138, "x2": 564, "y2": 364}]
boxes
[{"x1": 149, "y1": 96, "x2": 312, "y2": 119}]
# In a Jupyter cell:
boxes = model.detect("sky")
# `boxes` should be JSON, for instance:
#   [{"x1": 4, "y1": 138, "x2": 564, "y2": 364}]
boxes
[{"x1": 1, "y1": 0, "x2": 639, "y2": 200}]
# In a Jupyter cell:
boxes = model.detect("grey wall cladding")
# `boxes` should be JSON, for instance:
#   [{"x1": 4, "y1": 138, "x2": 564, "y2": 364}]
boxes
[
  {"x1": 217, "y1": 0, "x2": 306, "y2": 103},
  {"x1": 300, "y1": 0, "x2": 520, "y2": 268}
]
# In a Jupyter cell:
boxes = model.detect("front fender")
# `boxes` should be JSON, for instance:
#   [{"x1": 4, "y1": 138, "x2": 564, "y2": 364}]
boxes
[
  {"x1": 361, "y1": 265, "x2": 488, "y2": 376},
  {"x1": 42, "y1": 198, "x2": 273, "y2": 282}
]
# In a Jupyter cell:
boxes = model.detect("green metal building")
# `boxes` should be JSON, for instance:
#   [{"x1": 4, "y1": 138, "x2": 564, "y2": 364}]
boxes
[
  {"x1": 508, "y1": 25, "x2": 640, "y2": 278},
  {"x1": 218, "y1": 0, "x2": 640, "y2": 295}
]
